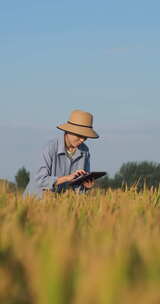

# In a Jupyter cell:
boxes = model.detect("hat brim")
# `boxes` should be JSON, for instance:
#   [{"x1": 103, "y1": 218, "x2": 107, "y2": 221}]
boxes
[{"x1": 57, "y1": 123, "x2": 99, "y2": 139}]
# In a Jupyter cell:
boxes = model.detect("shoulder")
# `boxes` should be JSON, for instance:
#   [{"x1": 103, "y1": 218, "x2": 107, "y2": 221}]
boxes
[
  {"x1": 43, "y1": 133, "x2": 65, "y2": 155},
  {"x1": 42, "y1": 136, "x2": 59, "y2": 155},
  {"x1": 44, "y1": 137, "x2": 58, "y2": 148}
]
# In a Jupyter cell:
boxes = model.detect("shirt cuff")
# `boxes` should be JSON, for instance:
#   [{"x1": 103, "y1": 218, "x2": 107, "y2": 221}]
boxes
[
  {"x1": 48, "y1": 176, "x2": 58, "y2": 189},
  {"x1": 41, "y1": 176, "x2": 58, "y2": 191}
]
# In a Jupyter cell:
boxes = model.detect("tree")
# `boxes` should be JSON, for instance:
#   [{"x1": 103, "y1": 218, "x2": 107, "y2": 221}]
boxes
[
  {"x1": 114, "y1": 161, "x2": 160, "y2": 191},
  {"x1": 15, "y1": 167, "x2": 30, "y2": 190}
]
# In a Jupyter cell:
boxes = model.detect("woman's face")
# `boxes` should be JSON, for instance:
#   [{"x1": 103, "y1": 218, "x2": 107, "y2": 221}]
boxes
[{"x1": 65, "y1": 132, "x2": 87, "y2": 149}]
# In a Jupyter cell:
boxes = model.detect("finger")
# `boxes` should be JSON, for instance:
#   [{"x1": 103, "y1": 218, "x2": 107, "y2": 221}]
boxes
[
  {"x1": 78, "y1": 169, "x2": 86, "y2": 174},
  {"x1": 85, "y1": 178, "x2": 94, "y2": 184},
  {"x1": 75, "y1": 170, "x2": 86, "y2": 176},
  {"x1": 83, "y1": 179, "x2": 94, "y2": 188}
]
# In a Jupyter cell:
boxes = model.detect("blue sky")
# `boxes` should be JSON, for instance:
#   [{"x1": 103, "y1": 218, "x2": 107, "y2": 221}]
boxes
[{"x1": 0, "y1": 0, "x2": 160, "y2": 181}]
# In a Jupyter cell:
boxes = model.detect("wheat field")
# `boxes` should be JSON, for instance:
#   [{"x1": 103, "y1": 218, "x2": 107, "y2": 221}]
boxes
[{"x1": 1, "y1": 181, "x2": 160, "y2": 304}]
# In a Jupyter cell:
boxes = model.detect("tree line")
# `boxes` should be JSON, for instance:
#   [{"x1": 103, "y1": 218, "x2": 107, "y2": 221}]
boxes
[
  {"x1": 97, "y1": 161, "x2": 160, "y2": 191},
  {"x1": 3, "y1": 161, "x2": 160, "y2": 192}
]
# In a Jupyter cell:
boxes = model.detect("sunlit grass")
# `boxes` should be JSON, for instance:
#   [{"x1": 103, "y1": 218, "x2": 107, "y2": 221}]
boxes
[{"x1": 1, "y1": 181, "x2": 160, "y2": 303}]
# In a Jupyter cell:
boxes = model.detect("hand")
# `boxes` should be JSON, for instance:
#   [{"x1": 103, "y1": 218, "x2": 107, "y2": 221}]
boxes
[
  {"x1": 83, "y1": 178, "x2": 95, "y2": 189},
  {"x1": 66, "y1": 169, "x2": 86, "y2": 182}
]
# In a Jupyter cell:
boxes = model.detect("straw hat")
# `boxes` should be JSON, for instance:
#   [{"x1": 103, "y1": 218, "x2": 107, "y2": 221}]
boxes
[{"x1": 57, "y1": 110, "x2": 99, "y2": 139}]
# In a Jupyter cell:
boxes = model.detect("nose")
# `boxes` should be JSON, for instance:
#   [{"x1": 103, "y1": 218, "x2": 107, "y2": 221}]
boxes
[{"x1": 79, "y1": 137, "x2": 85, "y2": 143}]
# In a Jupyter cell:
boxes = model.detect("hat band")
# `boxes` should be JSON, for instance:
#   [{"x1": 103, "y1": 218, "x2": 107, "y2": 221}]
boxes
[{"x1": 67, "y1": 121, "x2": 92, "y2": 128}]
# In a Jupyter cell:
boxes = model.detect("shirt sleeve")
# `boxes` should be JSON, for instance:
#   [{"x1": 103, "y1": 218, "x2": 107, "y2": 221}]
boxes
[
  {"x1": 73, "y1": 151, "x2": 91, "y2": 193},
  {"x1": 35, "y1": 141, "x2": 58, "y2": 190},
  {"x1": 84, "y1": 151, "x2": 91, "y2": 172},
  {"x1": 83, "y1": 151, "x2": 91, "y2": 191}
]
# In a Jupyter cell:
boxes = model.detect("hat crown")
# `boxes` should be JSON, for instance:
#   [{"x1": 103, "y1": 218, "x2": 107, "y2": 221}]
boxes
[
  {"x1": 57, "y1": 109, "x2": 99, "y2": 139},
  {"x1": 69, "y1": 110, "x2": 93, "y2": 127}
]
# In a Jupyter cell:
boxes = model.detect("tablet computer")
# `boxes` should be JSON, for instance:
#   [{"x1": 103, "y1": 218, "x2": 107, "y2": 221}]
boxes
[{"x1": 69, "y1": 171, "x2": 106, "y2": 186}]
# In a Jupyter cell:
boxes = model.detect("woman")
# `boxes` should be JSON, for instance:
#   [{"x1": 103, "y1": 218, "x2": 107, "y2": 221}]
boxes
[{"x1": 24, "y1": 109, "x2": 99, "y2": 198}]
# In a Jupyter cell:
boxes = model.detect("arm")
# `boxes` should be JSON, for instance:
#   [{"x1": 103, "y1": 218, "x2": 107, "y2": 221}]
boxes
[
  {"x1": 55, "y1": 169, "x2": 86, "y2": 185},
  {"x1": 73, "y1": 151, "x2": 94, "y2": 192},
  {"x1": 84, "y1": 151, "x2": 90, "y2": 172},
  {"x1": 35, "y1": 141, "x2": 58, "y2": 190},
  {"x1": 83, "y1": 152, "x2": 95, "y2": 189}
]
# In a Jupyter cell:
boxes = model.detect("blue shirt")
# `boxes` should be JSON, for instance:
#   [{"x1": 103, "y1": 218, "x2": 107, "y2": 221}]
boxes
[{"x1": 24, "y1": 133, "x2": 90, "y2": 198}]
